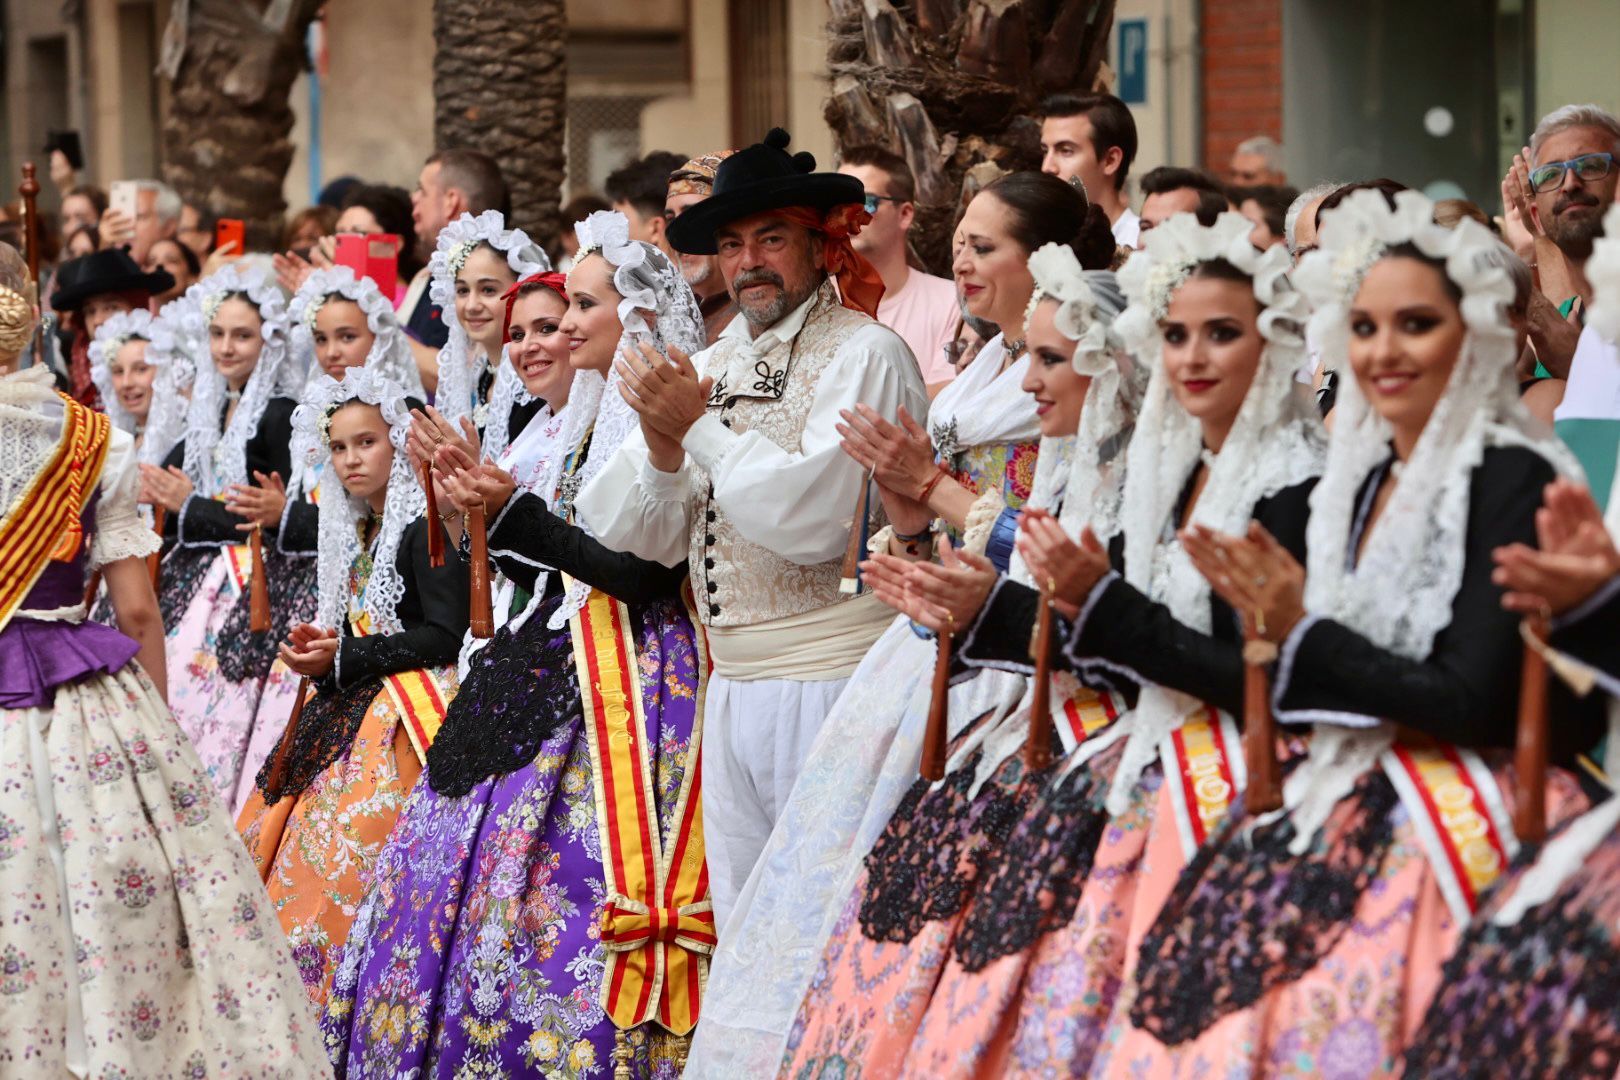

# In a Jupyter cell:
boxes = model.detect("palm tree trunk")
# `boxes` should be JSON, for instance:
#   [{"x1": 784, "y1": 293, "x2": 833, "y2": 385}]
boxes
[
  {"x1": 159, "y1": 0, "x2": 325, "y2": 250},
  {"x1": 433, "y1": 0, "x2": 567, "y2": 250},
  {"x1": 826, "y1": 0, "x2": 1116, "y2": 276}
]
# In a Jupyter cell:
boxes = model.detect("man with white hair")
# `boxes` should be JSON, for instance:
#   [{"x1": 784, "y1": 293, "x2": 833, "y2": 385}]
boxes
[
  {"x1": 1230, "y1": 135, "x2": 1286, "y2": 185},
  {"x1": 98, "y1": 179, "x2": 182, "y2": 265}
]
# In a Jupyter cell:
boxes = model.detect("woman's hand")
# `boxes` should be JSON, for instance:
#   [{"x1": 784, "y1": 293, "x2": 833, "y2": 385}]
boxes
[
  {"x1": 138, "y1": 464, "x2": 194, "y2": 512},
  {"x1": 278, "y1": 622, "x2": 339, "y2": 679},
  {"x1": 411, "y1": 406, "x2": 481, "y2": 465},
  {"x1": 435, "y1": 443, "x2": 517, "y2": 518},
  {"x1": 1180, "y1": 521, "x2": 1306, "y2": 642},
  {"x1": 838, "y1": 404, "x2": 936, "y2": 499},
  {"x1": 1493, "y1": 479, "x2": 1620, "y2": 617},
  {"x1": 1016, "y1": 509, "x2": 1110, "y2": 620},
  {"x1": 272, "y1": 250, "x2": 316, "y2": 296},
  {"x1": 862, "y1": 538, "x2": 997, "y2": 634},
  {"x1": 226, "y1": 470, "x2": 287, "y2": 531}
]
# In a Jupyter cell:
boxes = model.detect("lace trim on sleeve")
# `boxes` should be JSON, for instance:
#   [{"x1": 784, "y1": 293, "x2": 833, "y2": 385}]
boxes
[{"x1": 959, "y1": 484, "x2": 1007, "y2": 556}]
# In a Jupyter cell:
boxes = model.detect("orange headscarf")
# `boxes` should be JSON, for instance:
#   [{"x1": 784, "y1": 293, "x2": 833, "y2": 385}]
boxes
[{"x1": 776, "y1": 204, "x2": 885, "y2": 320}]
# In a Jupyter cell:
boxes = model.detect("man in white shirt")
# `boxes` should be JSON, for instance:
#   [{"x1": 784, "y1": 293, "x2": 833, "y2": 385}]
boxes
[
  {"x1": 837, "y1": 145, "x2": 961, "y2": 388},
  {"x1": 1039, "y1": 92, "x2": 1141, "y2": 247},
  {"x1": 576, "y1": 128, "x2": 929, "y2": 930}
]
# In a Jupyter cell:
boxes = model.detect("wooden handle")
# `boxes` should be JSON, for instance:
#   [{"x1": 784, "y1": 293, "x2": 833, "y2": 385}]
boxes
[
  {"x1": 1242, "y1": 637, "x2": 1283, "y2": 814},
  {"x1": 148, "y1": 507, "x2": 166, "y2": 590},
  {"x1": 467, "y1": 501, "x2": 493, "y2": 638},
  {"x1": 248, "y1": 525, "x2": 271, "y2": 633},
  {"x1": 1025, "y1": 587, "x2": 1055, "y2": 771},
  {"x1": 421, "y1": 458, "x2": 445, "y2": 569},
  {"x1": 18, "y1": 163, "x2": 39, "y2": 286},
  {"x1": 82, "y1": 569, "x2": 102, "y2": 611},
  {"x1": 921, "y1": 628, "x2": 952, "y2": 780},
  {"x1": 839, "y1": 470, "x2": 872, "y2": 594},
  {"x1": 262, "y1": 676, "x2": 311, "y2": 802},
  {"x1": 1513, "y1": 615, "x2": 1551, "y2": 844}
]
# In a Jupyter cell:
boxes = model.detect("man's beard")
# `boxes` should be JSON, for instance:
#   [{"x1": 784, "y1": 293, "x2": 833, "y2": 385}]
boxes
[
  {"x1": 731, "y1": 268, "x2": 817, "y2": 330},
  {"x1": 1548, "y1": 190, "x2": 1607, "y2": 262},
  {"x1": 681, "y1": 255, "x2": 713, "y2": 289}
]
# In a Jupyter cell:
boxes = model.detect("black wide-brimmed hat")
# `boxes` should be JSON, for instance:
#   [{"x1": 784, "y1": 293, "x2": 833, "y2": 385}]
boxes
[
  {"x1": 51, "y1": 248, "x2": 174, "y2": 311},
  {"x1": 666, "y1": 128, "x2": 865, "y2": 255}
]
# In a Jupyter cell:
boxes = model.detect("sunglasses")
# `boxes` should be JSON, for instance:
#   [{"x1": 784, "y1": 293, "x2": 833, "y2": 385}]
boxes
[
  {"x1": 862, "y1": 193, "x2": 902, "y2": 214},
  {"x1": 1529, "y1": 152, "x2": 1615, "y2": 194}
]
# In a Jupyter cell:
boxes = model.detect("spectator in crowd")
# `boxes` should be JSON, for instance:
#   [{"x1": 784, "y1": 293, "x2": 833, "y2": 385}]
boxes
[
  {"x1": 339, "y1": 182, "x2": 426, "y2": 287},
  {"x1": 404, "y1": 148, "x2": 509, "y2": 365},
  {"x1": 99, "y1": 179, "x2": 182, "y2": 265},
  {"x1": 1433, "y1": 198, "x2": 1493, "y2": 230},
  {"x1": 554, "y1": 192, "x2": 612, "y2": 269},
  {"x1": 281, "y1": 205, "x2": 339, "y2": 258},
  {"x1": 60, "y1": 185, "x2": 106, "y2": 247},
  {"x1": 1285, "y1": 180, "x2": 1341, "y2": 261},
  {"x1": 667, "y1": 149, "x2": 741, "y2": 346},
  {"x1": 1230, "y1": 134, "x2": 1287, "y2": 184},
  {"x1": 838, "y1": 145, "x2": 961, "y2": 388},
  {"x1": 945, "y1": 313, "x2": 987, "y2": 375},
  {"x1": 64, "y1": 225, "x2": 98, "y2": 260},
  {"x1": 1038, "y1": 92, "x2": 1141, "y2": 246},
  {"x1": 177, "y1": 201, "x2": 215, "y2": 260},
  {"x1": 144, "y1": 236, "x2": 200, "y2": 308},
  {"x1": 317, "y1": 174, "x2": 362, "y2": 210},
  {"x1": 1233, "y1": 182, "x2": 1299, "y2": 248},
  {"x1": 605, "y1": 149, "x2": 688, "y2": 258},
  {"x1": 1137, "y1": 165, "x2": 1229, "y2": 241}
]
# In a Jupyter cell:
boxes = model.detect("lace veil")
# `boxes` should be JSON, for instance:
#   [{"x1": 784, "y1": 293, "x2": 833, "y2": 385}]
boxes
[
  {"x1": 140, "y1": 294, "x2": 202, "y2": 469},
  {"x1": 429, "y1": 210, "x2": 550, "y2": 436},
  {"x1": 290, "y1": 367, "x2": 422, "y2": 636},
  {"x1": 286, "y1": 266, "x2": 425, "y2": 498},
  {"x1": 180, "y1": 265, "x2": 298, "y2": 498},
  {"x1": 1098, "y1": 211, "x2": 1325, "y2": 814}
]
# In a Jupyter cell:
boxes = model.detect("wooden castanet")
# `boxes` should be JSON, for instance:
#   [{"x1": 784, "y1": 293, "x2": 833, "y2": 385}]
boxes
[
  {"x1": 1025, "y1": 585, "x2": 1055, "y2": 770},
  {"x1": 467, "y1": 501, "x2": 493, "y2": 638},
  {"x1": 148, "y1": 507, "x2": 166, "y2": 589},
  {"x1": 248, "y1": 525, "x2": 271, "y2": 632},
  {"x1": 1242, "y1": 639, "x2": 1283, "y2": 814},
  {"x1": 421, "y1": 458, "x2": 445, "y2": 569},
  {"x1": 1513, "y1": 615, "x2": 1551, "y2": 844},
  {"x1": 262, "y1": 677, "x2": 311, "y2": 801},
  {"x1": 921, "y1": 627, "x2": 952, "y2": 781}
]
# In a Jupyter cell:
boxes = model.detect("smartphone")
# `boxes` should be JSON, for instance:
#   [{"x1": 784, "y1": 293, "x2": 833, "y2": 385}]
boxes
[
  {"x1": 110, "y1": 180, "x2": 138, "y2": 221},
  {"x1": 335, "y1": 232, "x2": 400, "y2": 299},
  {"x1": 215, "y1": 218, "x2": 246, "y2": 255}
]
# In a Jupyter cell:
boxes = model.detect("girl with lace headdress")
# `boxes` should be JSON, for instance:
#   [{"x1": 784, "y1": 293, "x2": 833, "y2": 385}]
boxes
[
  {"x1": 322, "y1": 210, "x2": 710, "y2": 1078},
  {"x1": 136, "y1": 264, "x2": 308, "y2": 809},
  {"x1": 689, "y1": 207, "x2": 1125, "y2": 1078},
  {"x1": 780, "y1": 211, "x2": 1325, "y2": 1079},
  {"x1": 1396, "y1": 202, "x2": 1620, "y2": 1077},
  {"x1": 0, "y1": 241, "x2": 330, "y2": 1075},
  {"x1": 1105, "y1": 189, "x2": 1604, "y2": 1077},
  {"x1": 234, "y1": 368, "x2": 469, "y2": 1009}
]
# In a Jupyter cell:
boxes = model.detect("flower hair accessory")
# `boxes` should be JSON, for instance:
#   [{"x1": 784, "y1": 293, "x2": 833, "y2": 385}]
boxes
[{"x1": 1024, "y1": 243, "x2": 1127, "y2": 375}]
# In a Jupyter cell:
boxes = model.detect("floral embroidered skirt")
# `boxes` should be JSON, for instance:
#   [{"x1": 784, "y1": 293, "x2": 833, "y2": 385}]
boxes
[
  {"x1": 0, "y1": 662, "x2": 329, "y2": 1076},
  {"x1": 1093, "y1": 755, "x2": 1590, "y2": 1080},
  {"x1": 321, "y1": 595, "x2": 701, "y2": 1079},
  {"x1": 237, "y1": 670, "x2": 452, "y2": 1007}
]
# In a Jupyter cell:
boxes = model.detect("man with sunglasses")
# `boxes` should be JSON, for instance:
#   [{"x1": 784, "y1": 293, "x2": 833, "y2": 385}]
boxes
[{"x1": 838, "y1": 145, "x2": 962, "y2": 388}]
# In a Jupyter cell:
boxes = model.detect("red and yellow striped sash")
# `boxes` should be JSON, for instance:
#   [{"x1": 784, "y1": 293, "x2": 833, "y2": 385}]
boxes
[
  {"x1": 568, "y1": 577, "x2": 712, "y2": 1035},
  {"x1": 1054, "y1": 685, "x2": 1124, "y2": 756},
  {"x1": 349, "y1": 611, "x2": 450, "y2": 763},
  {"x1": 1161, "y1": 705, "x2": 1248, "y2": 859},
  {"x1": 0, "y1": 393, "x2": 111, "y2": 632},
  {"x1": 221, "y1": 537, "x2": 254, "y2": 596}
]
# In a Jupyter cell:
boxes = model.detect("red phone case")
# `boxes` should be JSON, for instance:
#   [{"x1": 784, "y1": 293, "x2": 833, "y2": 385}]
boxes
[
  {"x1": 216, "y1": 218, "x2": 245, "y2": 254},
  {"x1": 334, "y1": 233, "x2": 400, "y2": 298}
]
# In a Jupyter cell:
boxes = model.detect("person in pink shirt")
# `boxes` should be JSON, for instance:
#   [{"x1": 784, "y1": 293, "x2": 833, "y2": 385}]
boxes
[{"x1": 839, "y1": 146, "x2": 963, "y2": 392}]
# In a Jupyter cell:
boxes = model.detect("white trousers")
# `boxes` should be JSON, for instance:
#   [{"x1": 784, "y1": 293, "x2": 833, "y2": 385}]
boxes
[{"x1": 702, "y1": 673, "x2": 851, "y2": 933}]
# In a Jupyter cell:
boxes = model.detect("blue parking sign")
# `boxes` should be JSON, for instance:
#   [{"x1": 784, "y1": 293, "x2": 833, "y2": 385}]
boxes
[{"x1": 1118, "y1": 18, "x2": 1147, "y2": 104}]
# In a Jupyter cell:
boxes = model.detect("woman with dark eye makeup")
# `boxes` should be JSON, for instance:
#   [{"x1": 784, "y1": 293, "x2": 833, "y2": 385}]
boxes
[{"x1": 1102, "y1": 190, "x2": 1604, "y2": 1078}]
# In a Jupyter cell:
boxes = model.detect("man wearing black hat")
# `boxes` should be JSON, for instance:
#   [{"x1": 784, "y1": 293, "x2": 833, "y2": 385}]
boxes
[
  {"x1": 577, "y1": 128, "x2": 929, "y2": 931},
  {"x1": 50, "y1": 248, "x2": 173, "y2": 408}
]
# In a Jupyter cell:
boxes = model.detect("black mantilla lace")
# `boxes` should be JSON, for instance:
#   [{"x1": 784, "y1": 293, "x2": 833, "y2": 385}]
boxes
[
  {"x1": 1129, "y1": 768, "x2": 1399, "y2": 1045},
  {"x1": 1402, "y1": 840, "x2": 1620, "y2": 1078},
  {"x1": 157, "y1": 546, "x2": 215, "y2": 627},
  {"x1": 426, "y1": 592, "x2": 580, "y2": 798},
  {"x1": 858, "y1": 711, "x2": 1036, "y2": 945},
  {"x1": 218, "y1": 548, "x2": 318, "y2": 682},
  {"x1": 952, "y1": 733, "x2": 1118, "y2": 973},
  {"x1": 255, "y1": 675, "x2": 376, "y2": 805}
]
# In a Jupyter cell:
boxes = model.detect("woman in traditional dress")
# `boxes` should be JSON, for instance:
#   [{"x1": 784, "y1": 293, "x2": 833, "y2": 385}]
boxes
[
  {"x1": 689, "y1": 174, "x2": 1117, "y2": 1077},
  {"x1": 779, "y1": 211, "x2": 1325, "y2": 1078},
  {"x1": 0, "y1": 242, "x2": 329, "y2": 1076},
  {"x1": 322, "y1": 211, "x2": 709, "y2": 1078},
  {"x1": 138, "y1": 265, "x2": 308, "y2": 808},
  {"x1": 235, "y1": 366, "x2": 467, "y2": 1007},
  {"x1": 1106, "y1": 189, "x2": 1602, "y2": 1077},
  {"x1": 1399, "y1": 201, "x2": 1620, "y2": 1079}
]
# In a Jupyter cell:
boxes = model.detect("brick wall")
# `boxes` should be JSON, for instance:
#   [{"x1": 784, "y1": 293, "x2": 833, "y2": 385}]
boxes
[{"x1": 1201, "y1": 0, "x2": 1283, "y2": 177}]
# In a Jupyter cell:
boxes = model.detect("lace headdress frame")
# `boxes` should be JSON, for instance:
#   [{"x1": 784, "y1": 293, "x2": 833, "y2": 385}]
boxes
[
  {"x1": 1089, "y1": 211, "x2": 1326, "y2": 813},
  {"x1": 290, "y1": 367, "x2": 423, "y2": 636},
  {"x1": 287, "y1": 266, "x2": 425, "y2": 497},
  {"x1": 429, "y1": 210, "x2": 550, "y2": 440},
  {"x1": 88, "y1": 308, "x2": 157, "y2": 435},
  {"x1": 180, "y1": 264, "x2": 298, "y2": 498},
  {"x1": 138, "y1": 291, "x2": 204, "y2": 468}
]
